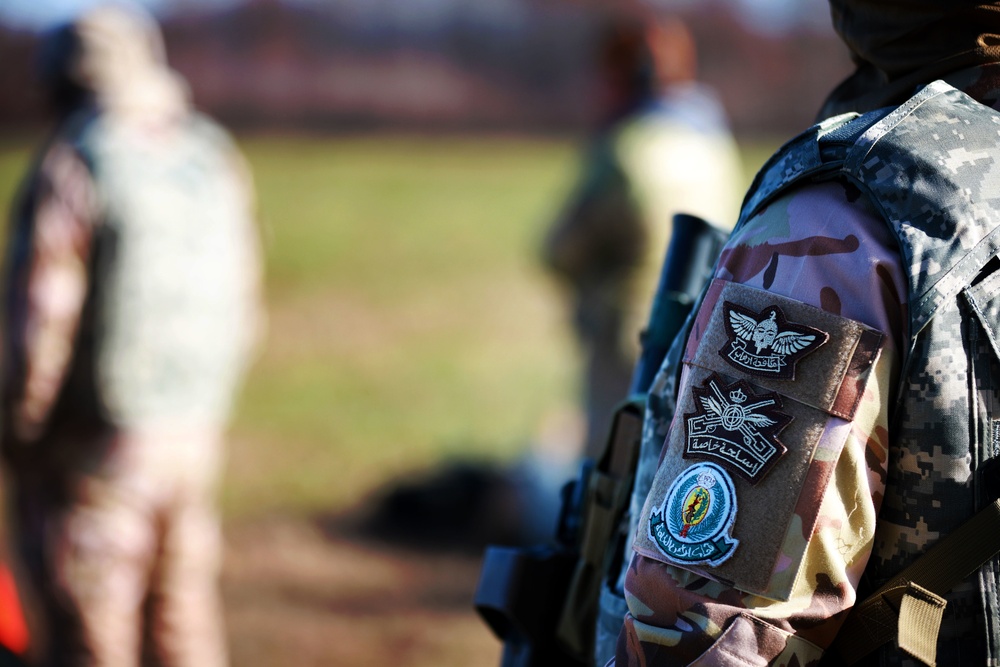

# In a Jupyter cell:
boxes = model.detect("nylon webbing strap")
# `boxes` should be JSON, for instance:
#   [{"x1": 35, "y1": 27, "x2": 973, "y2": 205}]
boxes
[
  {"x1": 555, "y1": 401, "x2": 644, "y2": 660},
  {"x1": 897, "y1": 583, "x2": 946, "y2": 666},
  {"x1": 835, "y1": 497, "x2": 1000, "y2": 666}
]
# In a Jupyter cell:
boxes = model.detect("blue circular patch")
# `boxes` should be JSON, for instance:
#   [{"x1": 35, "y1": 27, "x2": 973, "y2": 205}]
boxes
[{"x1": 648, "y1": 462, "x2": 739, "y2": 567}]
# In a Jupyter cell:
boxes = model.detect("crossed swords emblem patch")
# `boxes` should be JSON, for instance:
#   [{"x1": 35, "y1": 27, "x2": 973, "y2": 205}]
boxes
[
  {"x1": 650, "y1": 295, "x2": 837, "y2": 568},
  {"x1": 684, "y1": 374, "x2": 792, "y2": 484}
]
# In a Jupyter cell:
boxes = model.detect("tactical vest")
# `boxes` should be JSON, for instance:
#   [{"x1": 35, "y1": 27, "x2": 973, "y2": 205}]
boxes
[
  {"x1": 596, "y1": 80, "x2": 1000, "y2": 665},
  {"x1": 60, "y1": 111, "x2": 257, "y2": 431}
]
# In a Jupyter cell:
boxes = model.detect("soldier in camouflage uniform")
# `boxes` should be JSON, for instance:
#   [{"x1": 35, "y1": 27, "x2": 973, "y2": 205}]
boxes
[
  {"x1": 2, "y1": 5, "x2": 262, "y2": 666},
  {"x1": 543, "y1": 13, "x2": 742, "y2": 460},
  {"x1": 602, "y1": 1, "x2": 1000, "y2": 666}
]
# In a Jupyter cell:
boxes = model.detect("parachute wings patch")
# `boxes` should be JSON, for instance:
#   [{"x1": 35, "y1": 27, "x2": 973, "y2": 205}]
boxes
[{"x1": 719, "y1": 301, "x2": 828, "y2": 379}]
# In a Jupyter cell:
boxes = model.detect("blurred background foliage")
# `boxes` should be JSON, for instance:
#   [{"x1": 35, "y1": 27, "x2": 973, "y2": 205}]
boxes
[{"x1": 1, "y1": 0, "x2": 850, "y2": 134}]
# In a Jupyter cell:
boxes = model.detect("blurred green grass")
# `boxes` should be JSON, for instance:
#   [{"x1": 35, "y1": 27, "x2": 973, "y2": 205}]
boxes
[
  {"x1": 0, "y1": 134, "x2": 776, "y2": 519},
  {"x1": 0, "y1": 134, "x2": 584, "y2": 518},
  {"x1": 230, "y1": 135, "x2": 584, "y2": 517}
]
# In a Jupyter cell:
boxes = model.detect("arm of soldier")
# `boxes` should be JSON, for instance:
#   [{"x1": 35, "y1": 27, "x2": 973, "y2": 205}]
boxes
[
  {"x1": 613, "y1": 179, "x2": 906, "y2": 665},
  {"x1": 11, "y1": 143, "x2": 97, "y2": 442},
  {"x1": 541, "y1": 137, "x2": 645, "y2": 285}
]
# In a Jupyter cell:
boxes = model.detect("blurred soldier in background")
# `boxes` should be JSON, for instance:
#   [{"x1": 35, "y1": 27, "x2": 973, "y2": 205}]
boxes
[
  {"x1": 363, "y1": 11, "x2": 743, "y2": 552},
  {"x1": 2, "y1": 4, "x2": 262, "y2": 665},
  {"x1": 542, "y1": 12, "x2": 743, "y2": 461}
]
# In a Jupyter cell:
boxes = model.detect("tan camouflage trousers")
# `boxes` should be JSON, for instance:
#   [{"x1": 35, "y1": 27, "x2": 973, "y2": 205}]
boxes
[{"x1": 9, "y1": 428, "x2": 227, "y2": 667}]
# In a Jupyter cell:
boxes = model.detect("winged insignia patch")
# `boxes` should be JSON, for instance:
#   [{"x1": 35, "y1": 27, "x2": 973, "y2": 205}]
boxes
[{"x1": 719, "y1": 301, "x2": 828, "y2": 379}]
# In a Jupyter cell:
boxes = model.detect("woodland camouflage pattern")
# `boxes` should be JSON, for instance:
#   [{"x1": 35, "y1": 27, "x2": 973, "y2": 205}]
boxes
[{"x1": 602, "y1": 70, "x2": 1000, "y2": 666}]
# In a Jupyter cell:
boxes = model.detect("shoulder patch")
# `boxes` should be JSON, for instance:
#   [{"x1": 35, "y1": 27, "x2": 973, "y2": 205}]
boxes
[
  {"x1": 685, "y1": 279, "x2": 884, "y2": 421},
  {"x1": 648, "y1": 462, "x2": 739, "y2": 568},
  {"x1": 684, "y1": 373, "x2": 791, "y2": 484},
  {"x1": 720, "y1": 302, "x2": 827, "y2": 379},
  {"x1": 633, "y1": 279, "x2": 887, "y2": 601}
]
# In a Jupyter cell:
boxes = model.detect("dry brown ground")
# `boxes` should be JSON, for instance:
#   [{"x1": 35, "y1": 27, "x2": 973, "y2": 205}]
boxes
[{"x1": 223, "y1": 516, "x2": 502, "y2": 667}]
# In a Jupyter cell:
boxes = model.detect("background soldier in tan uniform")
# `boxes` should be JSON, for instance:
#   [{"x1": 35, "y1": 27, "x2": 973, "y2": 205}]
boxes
[
  {"x1": 2, "y1": 5, "x2": 262, "y2": 665},
  {"x1": 543, "y1": 12, "x2": 742, "y2": 461}
]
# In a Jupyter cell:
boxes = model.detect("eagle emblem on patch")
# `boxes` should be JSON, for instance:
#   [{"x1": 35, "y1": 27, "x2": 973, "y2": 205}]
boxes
[
  {"x1": 684, "y1": 374, "x2": 791, "y2": 484},
  {"x1": 649, "y1": 462, "x2": 739, "y2": 567},
  {"x1": 719, "y1": 302, "x2": 828, "y2": 379}
]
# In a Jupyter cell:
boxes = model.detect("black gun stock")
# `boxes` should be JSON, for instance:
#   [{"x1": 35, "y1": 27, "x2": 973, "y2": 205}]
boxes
[
  {"x1": 475, "y1": 213, "x2": 728, "y2": 667},
  {"x1": 631, "y1": 213, "x2": 730, "y2": 393}
]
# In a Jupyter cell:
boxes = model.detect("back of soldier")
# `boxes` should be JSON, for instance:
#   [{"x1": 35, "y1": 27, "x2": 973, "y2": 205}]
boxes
[{"x1": 77, "y1": 111, "x2": 258, "y2": 428}]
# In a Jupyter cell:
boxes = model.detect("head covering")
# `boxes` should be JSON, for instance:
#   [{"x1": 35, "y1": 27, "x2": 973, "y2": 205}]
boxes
[
  {"x1": 598, "y1": 13, "x2": 657, "y2": 105},
  {"x1": 595, "y1": 12, "x2": 698, "y2": 127},
  {"x1": 40, "y1": 2, "x2": 188, "y2": 122},
  {"x1": 820, "y1": 0, "x2": 1000, "y2": 118}
]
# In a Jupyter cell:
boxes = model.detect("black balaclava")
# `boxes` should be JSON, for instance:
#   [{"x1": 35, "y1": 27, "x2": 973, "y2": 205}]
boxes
[{"x1": 819, "y1": 0, "x2": 1000, "y2": 118}]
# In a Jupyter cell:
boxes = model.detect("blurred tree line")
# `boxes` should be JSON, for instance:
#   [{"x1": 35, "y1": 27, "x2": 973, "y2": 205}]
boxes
[{"x1": 0, "y1": 0, "x2": 852, "y2": 136}]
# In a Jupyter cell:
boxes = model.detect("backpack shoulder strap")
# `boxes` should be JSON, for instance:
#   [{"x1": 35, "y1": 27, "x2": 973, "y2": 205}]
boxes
[
  {"x1": 736, "y1": 104, "x2": 893, "y2": 230},
  {"x1": 833, "y1": 497, "x2": 1000, "y2": 666}
]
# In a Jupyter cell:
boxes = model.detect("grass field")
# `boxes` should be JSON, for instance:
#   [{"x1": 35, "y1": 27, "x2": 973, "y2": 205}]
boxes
[
  {"x1": 0, "y1": 134, "x2": 776, "y2": 521},
  {"x1": 0, "y1": 134, "x2": 586, "y2": 519},
  {"x1": 227, "y1": 135, "x2": 591, "y2": 518}
]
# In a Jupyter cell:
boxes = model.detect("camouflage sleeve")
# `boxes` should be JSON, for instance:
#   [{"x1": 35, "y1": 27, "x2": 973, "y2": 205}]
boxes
[
  {"x1": 8, "y1": 142, "x2": 97, "y2": 442},
  {"x1": 613, "y1": 179, "x2": 906, "y2": 666}
]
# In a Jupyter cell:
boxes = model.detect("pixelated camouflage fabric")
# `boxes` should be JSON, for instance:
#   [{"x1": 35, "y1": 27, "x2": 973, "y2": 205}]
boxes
[
  {"x1": 603, "y1": 77, "x2": 1000, "y2": 667},
  {"x1": 745, "y1": 80, "x2": 1000, "y2": 334},
  {"x1": 74, "y1": 111, "x2": 258, "y2": 428},
  {"x1": 743, "y1": 79, "x2": 1000, "y2": 662}
]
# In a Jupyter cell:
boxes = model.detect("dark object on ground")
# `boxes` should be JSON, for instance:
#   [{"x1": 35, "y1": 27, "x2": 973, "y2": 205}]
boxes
[{"x1": 350, "y1": 462, "x2": 538, "y2": 554}]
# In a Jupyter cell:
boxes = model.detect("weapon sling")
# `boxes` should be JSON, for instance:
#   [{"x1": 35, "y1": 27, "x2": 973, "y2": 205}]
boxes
[
  {"x1": 833, "y1": 497, "x2": 1000, "y2": 666},
  {"x1": 554, "y1": 400, "x2": 643, "y2": 659}
]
